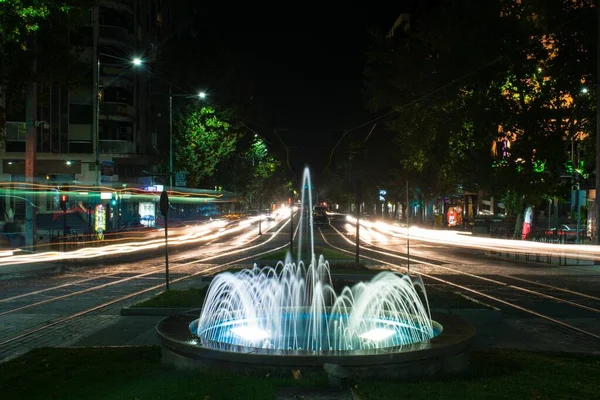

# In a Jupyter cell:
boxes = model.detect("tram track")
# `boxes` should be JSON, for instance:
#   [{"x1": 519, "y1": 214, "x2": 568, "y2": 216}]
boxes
[
  {"x1": 326, "y1": 223, "x2": 600, "y2": 308},
  {"x1": 0, "y1": 217, "x2": 288, "y2": 307},
  {"x1": 321, "y1": 224, "x2": 600, "y2": 342},
  {"x1": 0, "y1": 219, "x2": 296, "y2": 356},
  {"x1": 0, "y1": 242, "x2": 289, "y2": 350}
]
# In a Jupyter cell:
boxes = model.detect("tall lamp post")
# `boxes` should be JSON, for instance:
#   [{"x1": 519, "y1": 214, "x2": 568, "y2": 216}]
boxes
[
  {"x1": 168, "y1": 88, "x2": 206, "y2": 188},
  {"x1": 95, "y1": 54, "x2": 143, "y2": 186}
]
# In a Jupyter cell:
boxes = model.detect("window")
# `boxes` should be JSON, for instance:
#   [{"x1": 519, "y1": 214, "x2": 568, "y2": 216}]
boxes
[
  {"x1": 69, "y1": 104, "x2": 93, "y2": 124},
  {"x1": 100, "y1": 121, "x2": 133, "y2": 141}
]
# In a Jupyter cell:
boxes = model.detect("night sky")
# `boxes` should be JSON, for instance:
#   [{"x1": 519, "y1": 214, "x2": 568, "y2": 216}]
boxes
[{"x1": 169, "y1": 5, "x2": 411, "y2": 176}]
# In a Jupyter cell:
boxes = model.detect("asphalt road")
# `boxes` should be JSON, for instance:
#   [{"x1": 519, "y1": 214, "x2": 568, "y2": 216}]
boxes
[{"x1": 1, "y1": 212, "x2": 599, "y2": 362}]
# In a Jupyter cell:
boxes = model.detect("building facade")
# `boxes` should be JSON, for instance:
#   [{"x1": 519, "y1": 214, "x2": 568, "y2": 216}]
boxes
[{"x1": 0, "y1": 0, "x2": 173, "y2": 222}]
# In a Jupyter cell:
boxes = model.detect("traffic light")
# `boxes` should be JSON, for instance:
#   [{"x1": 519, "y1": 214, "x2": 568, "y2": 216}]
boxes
[
  {"x1": 60, "y1": 194, "x2": 68, "y2": 211},
  {"x1": 110, "y1": 193, "x2": 117, "y2": 206}
]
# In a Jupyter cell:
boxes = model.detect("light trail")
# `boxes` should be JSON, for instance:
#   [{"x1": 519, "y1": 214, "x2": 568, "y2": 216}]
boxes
[
  {"x1": 0, "y1": 212, "x2": 294, "y2": 308},
  {"x1": 0, "y1": 210, "x2": 290, "y2": 269},
  {"x1": 344, "y1": 216, "x2": 600, "y2": 262},
  {"x1": 320, "y1": 227, "x2": 600, "y2": 342},
  {"x1": 332, "y1": 222, "x2": 600, "y2": 308}
]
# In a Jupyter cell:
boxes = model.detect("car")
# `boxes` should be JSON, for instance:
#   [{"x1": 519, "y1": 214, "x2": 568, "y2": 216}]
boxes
[
  {"x1": 544, "y1": 224, "x2": 589, "y2": 241},
  {"x1": 313, "y1": 212, "x2": 329, "y2": 227}
]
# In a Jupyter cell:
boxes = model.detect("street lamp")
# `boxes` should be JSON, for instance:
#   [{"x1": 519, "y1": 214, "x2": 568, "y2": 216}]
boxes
[
  {"x1": 169, "y1": 88, "x2": 207, "y2": 188},
  {"x1": 95, "y1": 53, "x2": 143, "y2": 186}
]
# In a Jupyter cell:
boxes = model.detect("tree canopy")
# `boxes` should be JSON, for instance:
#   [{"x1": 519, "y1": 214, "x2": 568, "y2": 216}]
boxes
[
  {"x1": 173, "y1": 105, "x2": 240, "y2": 188},
  {"x1": 364, "y1": 0, "x2": 595, "y2": 220}
]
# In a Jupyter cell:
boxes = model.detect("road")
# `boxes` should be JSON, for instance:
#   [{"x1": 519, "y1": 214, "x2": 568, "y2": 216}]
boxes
[
  {"x1": 0, "y1": 216, "x2": 290, "y2": 362},
  {"x1": 1, "y1": 211, "x2": 599, "y2": 362}
]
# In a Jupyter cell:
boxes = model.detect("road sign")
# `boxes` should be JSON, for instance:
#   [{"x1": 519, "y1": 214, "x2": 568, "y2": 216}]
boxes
[
  {"x1": 175, "y1": 171, "x2": 186, "y2": 187},
  {"x1": 160, "y1": 190, "x2": 169, "y2": 217}
]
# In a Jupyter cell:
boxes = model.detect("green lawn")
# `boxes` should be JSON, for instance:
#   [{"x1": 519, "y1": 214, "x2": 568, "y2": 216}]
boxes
[
  {"x1": 1, "y1": 347, "x2": 598, "y2": 400},
  {"x1": 0, "y1": 347, "x2": 325, "y2": 400},
  {"x1": 355, "y1": 350, "x2": 600, "y2": 400},
  {"x1": 132, "y1": 287, "x2": 208, "y2": 308},
  {"x1": 256, "y1": 246, "x2": 355, "y2": 262}
]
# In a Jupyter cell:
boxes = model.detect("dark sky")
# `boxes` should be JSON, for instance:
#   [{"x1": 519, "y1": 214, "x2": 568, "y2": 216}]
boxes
[{"x1": 172, "y1": 5, "x2": 409, "y2": 176}]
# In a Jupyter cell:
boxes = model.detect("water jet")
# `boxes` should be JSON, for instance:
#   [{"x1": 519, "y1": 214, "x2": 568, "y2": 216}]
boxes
[{"x1": 157, "y1": 167, "x2": 475, "y2": 377}]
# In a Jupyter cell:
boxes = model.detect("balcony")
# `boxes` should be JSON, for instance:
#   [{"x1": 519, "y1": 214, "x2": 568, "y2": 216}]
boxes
[
  {"x1": 99, "y1": 63, "x2": 133, "y2": 87},
  {"x1": 99, "y1": 25, "x2": 135, "y2": 48},
  {"x1": 99, "y1": 102, "x2": 135, "y2": 121},
  {"x1": 100, "y1": 0, "x2": 134, "y2": 14},
  {"x1": 99, "y1": 140, "x2": 136, "y2": 154}
]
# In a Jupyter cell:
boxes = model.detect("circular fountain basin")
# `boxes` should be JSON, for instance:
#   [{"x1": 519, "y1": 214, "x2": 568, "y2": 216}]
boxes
[
  {"x1": 195, "y1": 311, "x2": 441, "y2": 351},
  {"x1": 156, "y1": 312, "x2": 475, "y2": 378}
]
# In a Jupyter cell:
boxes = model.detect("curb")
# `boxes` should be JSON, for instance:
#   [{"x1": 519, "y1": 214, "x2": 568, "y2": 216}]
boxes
[{"x1": 120, "y1": 307, "x2": 200, "y2": 316}]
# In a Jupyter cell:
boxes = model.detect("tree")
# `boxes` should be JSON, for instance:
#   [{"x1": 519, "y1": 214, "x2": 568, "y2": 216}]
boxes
[
  {"x1": 214, "y1": 133, "x2": 291, "y2": 208},
  {"x1": 173, "y1": 105, "x2": 241, "y2": 188},
  {"x1": 0, "y1": 0, "x2": 92, "y2": 144},
  {"x1": 365, "y1": 0, "x2": 595, "y2": 234}
]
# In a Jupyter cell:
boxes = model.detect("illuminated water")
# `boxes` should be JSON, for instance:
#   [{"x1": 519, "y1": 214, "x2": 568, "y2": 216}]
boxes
[{"x1": 191, "y1": 167, "x2": 438, "y2": 353}]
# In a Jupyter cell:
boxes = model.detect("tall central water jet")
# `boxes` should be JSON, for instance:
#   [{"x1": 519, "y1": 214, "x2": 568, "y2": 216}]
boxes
[{"x1": 192, "y1": 167, "x2": 438, "y2": 353}]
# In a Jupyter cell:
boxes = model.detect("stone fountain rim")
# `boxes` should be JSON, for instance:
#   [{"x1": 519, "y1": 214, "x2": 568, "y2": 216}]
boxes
[{"x1": 156, "y1": 311, "x2": 474, "y2": 365}]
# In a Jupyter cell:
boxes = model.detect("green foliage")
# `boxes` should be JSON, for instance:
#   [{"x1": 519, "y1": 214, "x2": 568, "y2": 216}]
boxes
[
  {"x1": 0, "y1": 347, "x2": 328, "y2": 399},
  {"x1": 365, "y1": 0, "x2": 595, "y2": 211},
  {"x1": 173, "y1": 105, "x2": 240, "y2": 188},
  {"x1": 214, "y1": 133, "x2": 290, "y2": 208},
  {"x1": 2, "y1": 347, "x2": 599, "y2": 400},
  {"x1": 0, "y1": 0, "x2": 90, "y2": 51},
  {"x1": 0, "y1": 0, "x2": 92, "y2": 148}
]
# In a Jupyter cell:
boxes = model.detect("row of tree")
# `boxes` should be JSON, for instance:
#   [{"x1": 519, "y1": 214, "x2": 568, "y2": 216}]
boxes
[
  {"x1": 323, "y1": 0, "x2": 596, "y2": 231},
  {"x1": 171, "y1": 103, "x2": 292, "y2": 209}
]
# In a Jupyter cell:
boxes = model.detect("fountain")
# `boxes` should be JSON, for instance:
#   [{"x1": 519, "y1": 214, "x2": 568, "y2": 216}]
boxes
[{"x1": 156, "y1": 167, "x2": 475, "y2": 378}]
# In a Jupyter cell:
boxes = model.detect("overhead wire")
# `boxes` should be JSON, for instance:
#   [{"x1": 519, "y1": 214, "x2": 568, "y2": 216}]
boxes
[{"x1": 321, "y1": 8, "x2": 593, "y2": 175}]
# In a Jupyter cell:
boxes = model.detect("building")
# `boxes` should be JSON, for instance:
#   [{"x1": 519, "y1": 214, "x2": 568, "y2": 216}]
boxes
[{"x1": 0, "y1": 0, "x2": 174, "y2": 224}]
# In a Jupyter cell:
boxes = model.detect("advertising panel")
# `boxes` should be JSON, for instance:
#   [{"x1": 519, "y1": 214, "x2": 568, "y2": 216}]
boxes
[
  {"x1": 139, "y1": 202, "x2": 156, "y2": 227},
  {"x1": 95, "y1": 204, "x2": 106, "y2": 240}
]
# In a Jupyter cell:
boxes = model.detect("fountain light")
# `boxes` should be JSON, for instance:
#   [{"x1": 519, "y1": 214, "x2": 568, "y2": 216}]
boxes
[
  {"x1": 358, "y1": 328, "x2": 396, "y2": 341},
  {"x1": 230, "y1": 326, "x2": 270, "y2": 342}
]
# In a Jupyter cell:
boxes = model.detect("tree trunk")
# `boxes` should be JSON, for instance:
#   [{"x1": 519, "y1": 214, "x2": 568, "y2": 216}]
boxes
[{"x1": 513, "y1": 201, "x2": 525, "y2": 239}]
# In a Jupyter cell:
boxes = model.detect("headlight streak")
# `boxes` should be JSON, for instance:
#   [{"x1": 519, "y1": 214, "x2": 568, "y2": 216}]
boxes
[
  {"x1": 0, "y1": 216, "x2": 282, "y2": 269},
  {"x1": 346, "y1": 217, "x2": 600, "y2": 261}
]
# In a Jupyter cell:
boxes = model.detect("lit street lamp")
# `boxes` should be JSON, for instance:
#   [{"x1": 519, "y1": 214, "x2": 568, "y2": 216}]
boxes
[
  {"x1": 169, "y1": 88, "x2": 207, "y2": 188},
  {"x1": 95, "y1": 53, "x2": 143, "y2": 186}
]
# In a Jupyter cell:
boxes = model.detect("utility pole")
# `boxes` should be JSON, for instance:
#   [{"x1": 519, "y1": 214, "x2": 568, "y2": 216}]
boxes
[
  {"x1": 93, "y1": 5, "x2": 100, "y2": 187},
  {"x1": 355, "y1": 179, "x2": 360, "y2": 266},
  {"x1": 25, "y1": 33, "x2": 37, "y2": 250},
  {"x1": 160, "y1": 190, "x2": 170, "y2": 291},
  {"x1": 258, "y1": 194, "x2": 262, "y2": 235},
  {"x1": 289, "y1": 193, "x2": 294, "y2": 253},
  {"x1": 596, "y1": 0, "x2": 600, "y2": 245},
  {"x1": 169, "y1": 84, "x2": 173, "y2": 189},
  {"x1": 406, "y1": 181, "x2": 410, "y2": 274}
]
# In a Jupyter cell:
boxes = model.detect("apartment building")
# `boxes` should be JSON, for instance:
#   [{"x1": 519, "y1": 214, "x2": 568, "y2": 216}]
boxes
[
  {"x1": 0, "y1": 0, "x2": 174, "y2": 222},
  {"x1": 1, "y1": 0, "x2": 173, "y2": 184}
]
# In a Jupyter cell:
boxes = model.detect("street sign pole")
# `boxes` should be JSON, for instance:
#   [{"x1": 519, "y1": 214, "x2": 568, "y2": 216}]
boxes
[
  {"x1": 258, "y1": 194, "x2": 262, "y2": 236},
  {"x1": 407, "y1": 180, "x2": 410, "y2": 274},
  {"x1": 160, "y1": 190, "x2": 170, "y2": 291}
]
